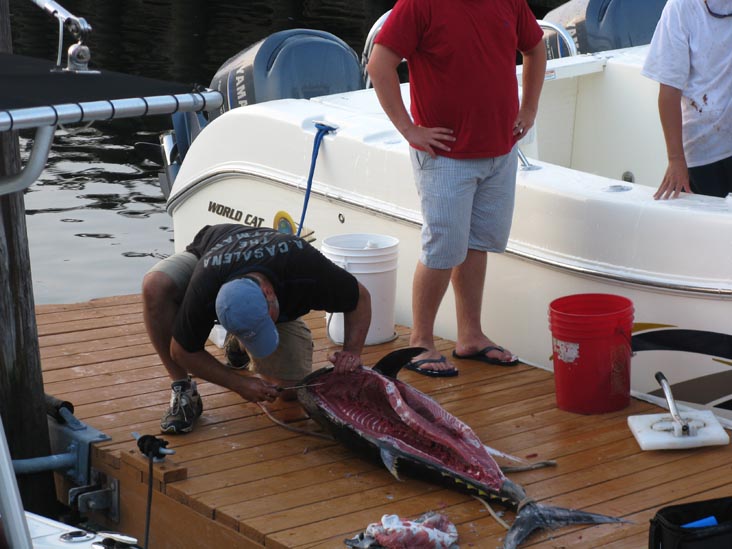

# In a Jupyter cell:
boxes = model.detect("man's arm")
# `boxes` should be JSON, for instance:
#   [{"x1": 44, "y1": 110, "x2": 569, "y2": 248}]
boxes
[
  {"x1": 366, "y1": 44, "x2": 455, "y2": 157},
  {"x1": 170, "y1": 339, "x2": 279, "y2": 402},
  {"x1": 329, "y1": 282, "x2": 371, "y2": 374},
  {"x1": 514, "y1": 40, "x2": 546, "y2": 139},
  {"x1": 655, "y1": 83, "x2": 690, "y2": 200}
]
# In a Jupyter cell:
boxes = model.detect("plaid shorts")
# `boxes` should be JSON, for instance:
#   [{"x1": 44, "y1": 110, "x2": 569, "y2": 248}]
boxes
[{"x1": 410, "y1": 146, "x2": 518, "y2": 269}]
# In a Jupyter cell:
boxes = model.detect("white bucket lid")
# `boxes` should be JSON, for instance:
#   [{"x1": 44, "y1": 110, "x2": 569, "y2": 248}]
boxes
[{"x1": 322, "y1": 233, "x2": 399, "y2": 252}]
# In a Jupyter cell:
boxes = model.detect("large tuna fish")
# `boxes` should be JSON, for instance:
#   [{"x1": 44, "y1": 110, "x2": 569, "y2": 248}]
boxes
[{"x1": 296, "y1": 348, "x2": 625, "y2": 548}]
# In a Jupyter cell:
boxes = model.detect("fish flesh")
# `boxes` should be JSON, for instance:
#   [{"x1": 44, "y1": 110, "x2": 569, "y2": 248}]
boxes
[
  {"x1": 345, "y1": 511, "x2": 458, "y2": 548},
  {"x1": 296, "y1": 348, "x2": 626, "y2": 548}
]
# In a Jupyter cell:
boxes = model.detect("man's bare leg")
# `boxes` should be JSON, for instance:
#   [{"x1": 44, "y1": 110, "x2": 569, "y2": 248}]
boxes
[
  {"x1": 451, "y1": 249, "x2": 515, "y2": 362},
  {"x1": 408, "y1": 261, "x2": 455, "y2": 372},
  {"x1": 141, "y1": 271, "x2": 188, "y2": 381}
]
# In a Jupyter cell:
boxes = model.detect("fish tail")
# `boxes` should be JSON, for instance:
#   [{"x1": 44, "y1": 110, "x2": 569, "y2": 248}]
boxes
[{"x1": 503, "y1": 501, "x2": 628, "y2": 549}]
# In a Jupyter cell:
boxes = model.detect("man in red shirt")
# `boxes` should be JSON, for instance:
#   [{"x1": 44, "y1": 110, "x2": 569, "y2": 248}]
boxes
[{"x1": 367, "y1": 0, "x2": 546, "y2": 375}]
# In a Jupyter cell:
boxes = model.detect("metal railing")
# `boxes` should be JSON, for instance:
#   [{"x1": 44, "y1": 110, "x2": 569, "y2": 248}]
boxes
[
  {"x1": 361, "y1": 13, "x2": 579, "y2": 89},
  {"x1": 537, "y1": 19, "x2": 579, "y2": 58},
  {"x1": 361, "y1": 10, "x2": 392, "y2": 88}
]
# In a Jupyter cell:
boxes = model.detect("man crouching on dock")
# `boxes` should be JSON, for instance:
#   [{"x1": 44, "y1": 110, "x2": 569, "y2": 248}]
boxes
[{"x1": 142, "y1": 223, "x2": 371, "y2": 434}]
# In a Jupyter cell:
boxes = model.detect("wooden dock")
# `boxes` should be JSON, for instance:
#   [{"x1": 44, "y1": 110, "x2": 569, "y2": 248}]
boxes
[{"x1": 37, "y1": 294, "x2": 732, "y2": 548}]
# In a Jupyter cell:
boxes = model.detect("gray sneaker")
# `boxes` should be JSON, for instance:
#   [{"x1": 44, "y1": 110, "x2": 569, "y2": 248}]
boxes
[
  {"x1": 160, "y1": 378, "x2": 203, "y2": 434},
  {"x1": 224, "y1": 332, "x2": 250, "y2": 370}
]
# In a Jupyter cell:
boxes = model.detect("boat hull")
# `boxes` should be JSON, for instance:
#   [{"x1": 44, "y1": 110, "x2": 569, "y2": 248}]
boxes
[
  {"x1": 167, "y1": 47, "x2": 732, "y2": 423},
  {"x1": 169, "y1": 170, "x2": 732, "y2": 422}
]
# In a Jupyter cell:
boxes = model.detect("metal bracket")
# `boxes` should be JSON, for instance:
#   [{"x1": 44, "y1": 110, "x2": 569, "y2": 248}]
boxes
[
  {"x1": 47, "y1": 409, "x2": 111, "y2": 486},
  {"x1": 29, "y1": 0, "x2": 96, "y2": 71},
  {"x1": 76, "y1": 471, "x2": 119, "y2": 523},
  {"x1": 68, "y1": 483, "x2": 97, "y2": 506},
  {"x1": 518, "y1": 147, "x2": 541, "y2": 171}
]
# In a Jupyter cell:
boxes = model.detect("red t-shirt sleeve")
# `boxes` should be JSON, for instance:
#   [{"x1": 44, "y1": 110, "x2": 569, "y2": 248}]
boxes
[
  {"x1": 374, "y1": 0, "x2": 423, "y2": 59},
  {"x1": 516, "y1": 0, "x2": 544, "y2": 53}
]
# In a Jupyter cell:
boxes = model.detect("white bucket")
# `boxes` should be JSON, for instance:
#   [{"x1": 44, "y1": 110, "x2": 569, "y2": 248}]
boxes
[{"x1": 321, "y1": 233, "x2": 399, "y2": 346}]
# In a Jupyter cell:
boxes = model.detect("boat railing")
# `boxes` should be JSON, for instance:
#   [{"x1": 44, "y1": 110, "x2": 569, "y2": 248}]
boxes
[
  {"x1": 362, "y1": 13, "x2": 579, "y2": 88},
  {"x1": 537, "y1": 19, "x2": 579, "y2": 58},
  {"x1": 361, "y1": 10, "x2": 392, "y2": 88}
]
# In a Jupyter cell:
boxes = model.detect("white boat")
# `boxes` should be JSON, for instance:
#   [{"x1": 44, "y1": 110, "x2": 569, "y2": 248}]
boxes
[{"x1": 160, "y1": 15, "x2": 732, "y2": 423}]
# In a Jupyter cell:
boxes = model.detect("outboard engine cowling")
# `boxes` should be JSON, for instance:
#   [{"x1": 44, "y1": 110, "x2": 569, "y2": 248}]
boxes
[
  {"x1": 209, "y1": 29, "x2": 364, "y2": 121},
  {"x1": 158, "y1": 29, "x2": 364, "y2": 198},
  {"x1": 544, "y1": 0, "x2": 667, "y2": 55}
]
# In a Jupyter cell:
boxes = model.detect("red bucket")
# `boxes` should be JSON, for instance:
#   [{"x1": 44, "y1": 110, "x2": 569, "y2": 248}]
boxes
[{"x1": 548, "y1": 293, "x2": 634, "y2": 414}]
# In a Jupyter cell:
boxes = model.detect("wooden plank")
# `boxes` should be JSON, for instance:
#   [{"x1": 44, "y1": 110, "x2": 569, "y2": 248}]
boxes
[
  {"x1": 35, "y1": 295, "x2": 732, "y2": 549},
  {"x1": 171, "y1": 438, "x2": 346, "y2": 490},
  {"x1": 120, "y1": 445, "x2": 188, "y2": 483},
  {"x1": 35, "y1": 293, "x2": 141, "y2": 315},
  {"x1": 244, "y1": 478, "x2": 446, "y2": 544},
  {"x1": 526, "y1": 481, "x2": 732, "y2": 547},
  {"x1": 110, "y1": 458, "x2": 262, "y2": 549},
  {"x1": 210, "y1": 459, "x2": 380, "y2": 525},
  {"x1": 37, "y1": 309, "x2": 143, "y2": 334}
]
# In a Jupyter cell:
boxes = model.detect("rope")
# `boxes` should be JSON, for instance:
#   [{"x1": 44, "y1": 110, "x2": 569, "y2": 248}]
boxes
[
  {"x1": 500, "y1": 460, "x2": 556, "y2": 474},
  {"x1": 297, "y1": 122, "x2": 336, "y2": 237},
  {"x1": 473, "y1": 496, "x2": 511, "y2": 531},
  {"x1": 256, "y1": 402, "x2": 334, "y2": 441}
]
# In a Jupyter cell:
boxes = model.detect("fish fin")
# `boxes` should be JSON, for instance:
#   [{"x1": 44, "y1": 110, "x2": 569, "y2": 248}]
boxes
[
  {"x1": 504, "y1": 502, "x2": 629, "y2": 549},
  {"x1": 379, "y1": 447, "x2": 401, "y2": 480},
  {"x1": 500, "y1": 461, "x2": 556, "y2": 474},
  {"x1": 372, "y1": 347, "x2": 427, "y2": 378},
  {"x1": 483, "y1": 444, "x2": 556, "y2": 472},
  {"x1": 483, "y1": 444, "x2": 531, "y2": 465}
]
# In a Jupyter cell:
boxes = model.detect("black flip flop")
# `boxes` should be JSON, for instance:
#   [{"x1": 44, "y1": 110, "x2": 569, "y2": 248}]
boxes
[
  {"x1": 452, "y1": 346, "x2": 519, "y2": 367},
  {"x1": 404, "y1": 356, "x2": 459, "y2": 377}
]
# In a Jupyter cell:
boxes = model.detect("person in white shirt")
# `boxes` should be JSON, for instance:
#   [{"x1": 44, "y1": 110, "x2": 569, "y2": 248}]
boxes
[{"x1": 642, "y1": 0, "x2": 732, "y2": 199}]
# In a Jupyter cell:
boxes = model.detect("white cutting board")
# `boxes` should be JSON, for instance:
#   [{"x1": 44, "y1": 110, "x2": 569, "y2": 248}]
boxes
[{"x1": 627, "y1": 410, "x2": 730, "y2": 450}]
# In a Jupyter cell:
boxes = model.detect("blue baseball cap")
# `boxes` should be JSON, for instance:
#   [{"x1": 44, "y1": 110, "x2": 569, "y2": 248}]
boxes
[{"x1": 215, "y1": 278, "x2": 279, "y2": 358}]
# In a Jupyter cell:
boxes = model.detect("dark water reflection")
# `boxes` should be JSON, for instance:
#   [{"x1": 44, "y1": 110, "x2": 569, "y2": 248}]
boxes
[{"x1": 8, "y1": 0, "x2": 552, "y2": 304}]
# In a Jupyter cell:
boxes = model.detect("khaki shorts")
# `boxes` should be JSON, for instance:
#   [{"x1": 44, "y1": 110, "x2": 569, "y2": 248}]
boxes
[
  {"x1": 250, "y1": 318, "x2": 313, "y2": 384},
  {"x1": 148, "y1": 251, "x2": 314, "y2": 383},
  {"x1": 146, "y1": 251, "x2": 198, "y2": 293}
]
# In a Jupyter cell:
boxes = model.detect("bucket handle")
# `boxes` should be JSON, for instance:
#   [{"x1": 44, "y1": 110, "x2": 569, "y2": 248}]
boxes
[{"x1": 333, "y1": 259, "x2": 349, "y2": 271}]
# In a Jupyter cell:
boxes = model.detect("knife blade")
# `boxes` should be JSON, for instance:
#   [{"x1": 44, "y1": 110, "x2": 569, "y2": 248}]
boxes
[{"x1": 276, "y1": 382, "x2": 326, "y2": 392}]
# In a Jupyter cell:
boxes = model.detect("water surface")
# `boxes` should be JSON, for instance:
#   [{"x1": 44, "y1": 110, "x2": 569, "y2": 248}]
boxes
[
  {"x1": 8, "y1": 0, "x2": 553, "y2": 304},
  {"x1": 9, "y1": 0, "x2": 395, "y2": 304}
]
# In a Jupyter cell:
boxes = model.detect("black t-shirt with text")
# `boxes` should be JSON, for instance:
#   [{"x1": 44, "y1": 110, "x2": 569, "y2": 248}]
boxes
[{"x1": 173, "y1": 224, "x2": 360, "y2": 352}]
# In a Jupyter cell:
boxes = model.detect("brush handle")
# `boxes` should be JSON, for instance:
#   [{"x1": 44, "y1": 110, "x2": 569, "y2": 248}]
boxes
[{"x1": 655, "y1": 371, "x2": 689, "y2": 434}]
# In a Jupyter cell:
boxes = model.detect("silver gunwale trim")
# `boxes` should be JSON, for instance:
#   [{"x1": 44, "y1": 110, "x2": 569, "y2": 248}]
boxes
[
  {"x1": 168, "y1": 169, "x2": 732, "y2": 299},
  {"x1": 505, "y1": 247, "x2": 732, "y2": 298}
]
